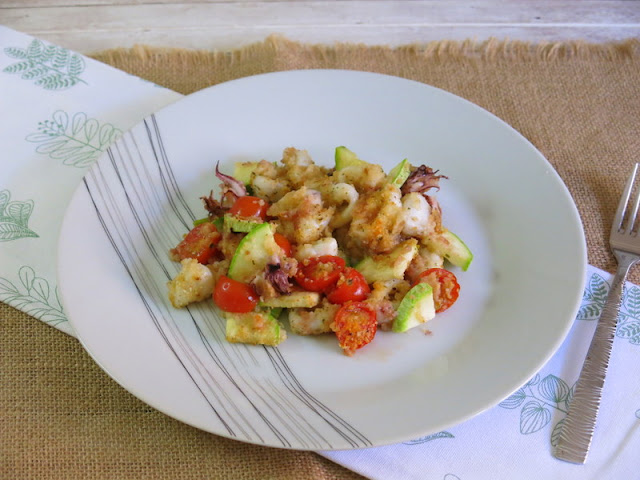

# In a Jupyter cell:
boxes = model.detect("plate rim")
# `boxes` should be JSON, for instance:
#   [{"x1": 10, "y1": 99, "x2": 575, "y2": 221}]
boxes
[{"x1": 57, "y1": 69, "x2": 587, "y2": 450}]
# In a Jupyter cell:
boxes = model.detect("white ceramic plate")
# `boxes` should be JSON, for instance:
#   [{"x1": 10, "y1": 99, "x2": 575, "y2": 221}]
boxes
[{"x1": 58, "y1": 70, "x2": 586, "y2": 450}]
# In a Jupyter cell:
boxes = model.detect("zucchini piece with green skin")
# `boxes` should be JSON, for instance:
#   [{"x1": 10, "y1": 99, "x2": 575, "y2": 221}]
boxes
[
  {"x1": 192, "y1": 217, "x2": 210, "y2": 227},
  {"x1": 392, "y1": 282, "x2": 436, "y2": 332},
  {"x1": 227, "y1": 223, "x2": 281, "y2": 283},
  {"x1": 387, "y1": 158, "x2": 411, "y2": 187},
  {"x1": 224, "y1": 310, "x2": 286, "y2": 346},
  {"x1": 223, "y1": 213, "x2": 264, "y2": 233},
  {"x1": 336, "y1": 147, "x2": 411, "y2": 187},
  {"x1": 334, "y1": 146, "x2": 388, "y2": 191},
  {"x1": 335, "y1": 146, "x2": 369, "y2": 170},
  {"x1": 354, "y1": 238, "x2": 418, "y2": 283},
  {"x1": 260, "y1": 291, "x2": 320, "y2": 309},
  {"x1": 422, "y1": 229, "x2": 473, "y2": 271},
  {"x1": 233, "y1": 161, "x2": 259, "y2": 185},
  {"x1": 212, "y1": 216, "x2": 224, "y2": 231}
]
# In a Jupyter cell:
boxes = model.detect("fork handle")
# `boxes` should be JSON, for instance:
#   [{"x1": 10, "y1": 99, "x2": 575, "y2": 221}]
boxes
[{"x1": 554, "y1": 251, "x2": 638, "y2": 464}]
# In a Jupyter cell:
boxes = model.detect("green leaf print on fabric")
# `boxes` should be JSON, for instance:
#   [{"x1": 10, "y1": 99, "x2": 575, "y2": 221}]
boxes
[
  {"x1": 26, "y1": 111, "x2": 122, "y2": 167},
  {"x1": 623, "y1": 285, "x2": 640, "y2": 317},
  {"x1": 403, "y1": 431, "x2": 454, "y2": 445},
  {"x1": 524, "y1": 373, "x2": 540, "y2": 387},
  {"x1": 617, "y1": 318, "x2": 640, "y2": 341},
  {"x1": 537, "y1": 375, "x2": 570, "y2": 404},
  {"x1": 0, "y1": 266, "x2": 67, "y2": 325},
  {"x1": 520, "y1": 401, "x2": 552, "y2": 435},
  {"x1": 550, "y1": 418, "x2": 566, "y2": 447},
  {"x1": 578, "y1": 273, "x2": 610, "y2": 320},
  {"x1": 3, "y1": 39, "x2": 87, "y2": 90},
  {"x1": 498, "y1": 388, "x2": 526, "y2": 409},
  {"x1": 0, "y1": 190, "x2": 38, "y2": 242},
  {"x1": 578, "y1": 272, "x2": 640, "y2": 345},
  {"x1": 500, "y1": 374, "x2": 577, "y2": 438}
]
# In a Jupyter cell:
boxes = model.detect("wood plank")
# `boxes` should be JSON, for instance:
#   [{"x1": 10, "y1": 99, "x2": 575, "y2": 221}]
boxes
[
  {"x1": 4, "y1": 0, "x2": 294, "y2": 5},
  {"x1": 1, "y1": 1, "x2": 638, "y2": 53},
  {"x1": 2, "y1": 0, "x2": 636, "y2": 8},
  {"x1": 2, "y1": 2, "x2": 640, "y2": 28}
]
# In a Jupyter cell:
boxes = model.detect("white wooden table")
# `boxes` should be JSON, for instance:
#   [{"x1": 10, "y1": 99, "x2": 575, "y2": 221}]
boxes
[{"x1": 2, "y1": 1, "x2": 639, "y2": 54}]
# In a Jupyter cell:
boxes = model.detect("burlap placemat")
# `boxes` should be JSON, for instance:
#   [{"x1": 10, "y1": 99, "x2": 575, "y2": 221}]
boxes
[{"x1": 2, "y1": 36, "x2": 640, "y2": 479}]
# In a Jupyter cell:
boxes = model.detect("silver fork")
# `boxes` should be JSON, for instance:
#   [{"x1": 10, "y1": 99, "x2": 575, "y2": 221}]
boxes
[{"x1": 554, "y1": 163, "x2": 640, "y2": 464}]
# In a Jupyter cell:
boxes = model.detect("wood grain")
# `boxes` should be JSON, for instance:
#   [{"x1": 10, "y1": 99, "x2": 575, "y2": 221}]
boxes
[{"x1": 1, "y1": 1, "x2": 638, "y2": 53}]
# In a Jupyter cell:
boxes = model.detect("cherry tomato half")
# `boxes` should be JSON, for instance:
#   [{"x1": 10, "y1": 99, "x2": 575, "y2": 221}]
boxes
[
  {"x1": 326, "y1": 268, "x2": 371, "y2": 304},
  {"x1": 274, "y1": 233, "x2": 292, "y2": 257},
  {"x1": 414, "y1": 268, "x2": 460, "y2": 313},
  {"x1": 229, "y1": 196, "x2": 269, "y2": 220},
  {"x1": 295, "y1": 255, "x2": 346, "y2": 292},
  {"x1": 170, "y1": 222, "x2": 221, "y2": 264},
  {"x1": 213, "y1": 275, "x2": 259, "y2": 313},
  {"x1": 331, "y1": 301, "x2": 377, "y2": 355}
]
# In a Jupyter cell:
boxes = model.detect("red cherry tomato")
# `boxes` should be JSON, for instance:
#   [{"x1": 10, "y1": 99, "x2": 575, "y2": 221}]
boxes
[
  {"x1": 274, "y1": 233, "x2": 292, "y2": 257},
  {"x1": 414, "y1": 268, "x2": 460, "y2": 313},
  {"x1": 229, "y1": 196, "x2": 269, "y2": 220},
  {"x1": 295, "y1": 255, "x2": 346, "y2": 292},
  {"x1": 213, "y1": 275, "x2": 259, "y2": 313},
  {"x1": 331, "y1": 301, "x2": 377, "y2": 355},
  {"x1": 171, "y1": 222, "x2": 221, "y2": 264},
  {"x1": 326, "y1": 268, "x2": 371, "y2": 304}
]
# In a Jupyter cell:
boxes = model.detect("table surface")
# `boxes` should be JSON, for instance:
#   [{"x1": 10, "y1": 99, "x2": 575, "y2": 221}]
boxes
[
  {"x1": 2, "y1": 4, "x2": 640, "y2": 480},
  {"x1": 0, "y1": 0, "x2": 640, "y2": 479},
  {"x1": 2, "y1": 0, "x2": 640, "y2": 54}
]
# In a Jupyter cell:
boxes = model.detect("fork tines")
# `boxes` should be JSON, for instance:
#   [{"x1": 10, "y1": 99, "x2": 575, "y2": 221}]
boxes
[{"x1": 613, "y1": 163, "x2": 640, "y2": 237}]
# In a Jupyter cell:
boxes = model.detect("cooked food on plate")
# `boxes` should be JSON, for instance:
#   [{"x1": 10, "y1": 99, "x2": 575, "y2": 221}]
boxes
[{"x1": 167, "y1": 146, "x2": 472, "y2": 355}]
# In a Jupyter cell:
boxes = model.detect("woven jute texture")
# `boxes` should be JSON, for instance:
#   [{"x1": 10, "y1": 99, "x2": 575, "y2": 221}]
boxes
[{"x1": 2, "y1": 36, "x2": 640, "y2": 480}]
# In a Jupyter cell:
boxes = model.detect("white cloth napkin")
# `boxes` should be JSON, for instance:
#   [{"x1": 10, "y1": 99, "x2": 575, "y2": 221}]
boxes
[
  {"x1": 0, "y1": 25, "x2": 181, "y2": 335},
  {"x1": 2, "y1": 25, "x2": 639, "y2": 479}
]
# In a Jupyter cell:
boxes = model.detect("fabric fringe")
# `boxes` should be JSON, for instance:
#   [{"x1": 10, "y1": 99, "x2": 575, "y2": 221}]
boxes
[{"x1": 90, "y1": 36, "x2": 640, "y2": 67}]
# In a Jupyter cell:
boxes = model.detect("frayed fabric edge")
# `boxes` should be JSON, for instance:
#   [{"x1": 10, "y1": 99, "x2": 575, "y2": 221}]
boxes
[{"x1": 90, "y1": 36, "x2": 640, "y2": 67}]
